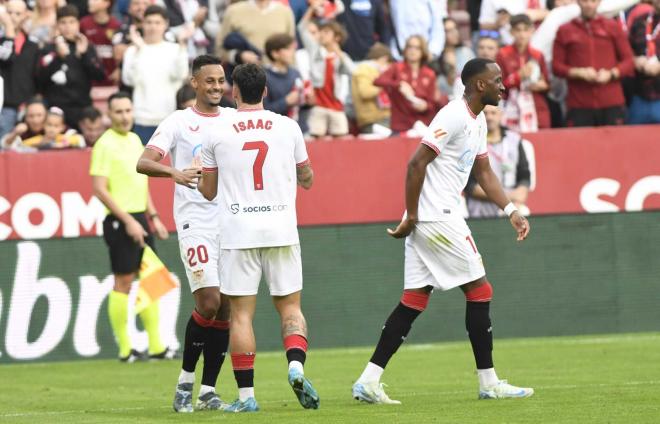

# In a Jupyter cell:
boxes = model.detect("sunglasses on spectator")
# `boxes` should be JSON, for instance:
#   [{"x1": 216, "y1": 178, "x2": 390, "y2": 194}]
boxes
[{"x1": 478, "y1": 30, "x2": 500, "y2": 40}]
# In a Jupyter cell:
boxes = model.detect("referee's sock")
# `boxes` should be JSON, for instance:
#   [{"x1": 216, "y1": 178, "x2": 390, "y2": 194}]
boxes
[
  {"x1": 358, "y1": 291, "x2": 430, "y2": 383},
  {"x1": 201, "y1": 319, "x2": 230, "y2": 390},
  {"x1": 108, "y1": 290, "x2": 131, "y2": 358},
  {"x1": 139, "y1": 300, "x2": 165, "y2": 355}
]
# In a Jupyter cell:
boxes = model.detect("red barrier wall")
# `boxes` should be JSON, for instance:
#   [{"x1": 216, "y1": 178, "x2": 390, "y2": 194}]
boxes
[{"x1": 1, "y1": 125, "x2": 658, "y2": 240}]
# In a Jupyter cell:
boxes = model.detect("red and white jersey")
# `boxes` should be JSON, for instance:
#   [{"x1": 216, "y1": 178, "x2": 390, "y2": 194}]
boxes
[
  {"x1": 418, "y1": 98, "x2": 488, "y2": 221},
  {"x1": 146, "y1": 105, "x2": 236, "y2": 233},
  {"x1": 202, "y1": 108, "x2": 309, "y2": 249}
]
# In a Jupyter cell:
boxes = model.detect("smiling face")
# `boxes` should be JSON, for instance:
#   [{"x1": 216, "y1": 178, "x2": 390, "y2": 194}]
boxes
[
  {"x1": 191, "y1": 64, "x2": 226, "y2": 108},
  {"x1": 479, "y1": 63, "x2": 505, "y2": 106}
]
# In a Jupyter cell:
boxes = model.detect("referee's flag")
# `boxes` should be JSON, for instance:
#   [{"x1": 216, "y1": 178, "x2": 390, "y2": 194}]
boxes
[{"x1": 135, "y1": 246, "x2": 178, "y2": 313}]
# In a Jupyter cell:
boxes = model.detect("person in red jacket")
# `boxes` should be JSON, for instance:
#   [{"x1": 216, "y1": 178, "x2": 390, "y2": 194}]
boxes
[
  {"x1": 374, "y1": 35, "x2": 442, "y2": 134},
  {"x1": 497, "y1": 14, "x2": 550, "y2": 131},
  {"x1": 552, "y1": 0, "x2": 634, "y2": 127}
]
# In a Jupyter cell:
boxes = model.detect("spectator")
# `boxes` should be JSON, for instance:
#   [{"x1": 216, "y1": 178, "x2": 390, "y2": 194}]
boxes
[
  {"x1": 203, "y1": 0, "x2": 231, "y2": 43},
  {"x1": 351, "y1": 42, "x2": 392, "y2": 133},
  {"x1": 8, "y1": 106, "x2": 85, "y2": 150},
  {"x1": 389, "y1": 0, "x2": 446, "y2": 61},
  {"x1": 121, "y1": 5, "x2": 188, "y2": 144},
  {"x1": 453, "y1": 34, "x2": 501, "y2": 100},
  {"x1": 1, "y1": 99, "x2": 47, "y2": 149},
  {"x1": 264, "y1": 33, "x2": 311, "y2": 121},
  {"x1": 80, "y1": 0, "x2": 122, "y2": 86},
  {"x1": 465, "y1": 106, "x2": 531, "y2": 218},
  {"x1": 434, "y1": 17, "x2": 475, "y2": 101},
  {"x1": 37, "y1": 5, "x2": 106, "y2": 130},
  {"x1": 497, "y1": 14, "x2": 550, "y2": 132},
  {"x1": 336, "y1": 0, "x2": 390, "y2": 61},
  {"x1": 553, "y1": 0, "x2": 634, "y2": 126},
  {"x1": 216, "y1": 0, "x2": 295, "y2": 65},
  {"x1": 374, "y1": 35, "x2": 441, "y2": 134},
  {"x1": 161, "y1": 0, "x2": 210, "y2": 60},
  {"x1": 479, "y1": 0, "x2": 549, "y2": 29},
  {"x1": 175, "y1": 82, "x2": 196, "y2": 109},
  {"x1": 78, "y1": 105, "x2": 106, "y2": 146},
  {"x1": 627, "y1": 0, "x2": 660, "y2": 124},
  {"x1": 298, "y1": 8, "x2": 355, "y2": 137},
  {"x1": 26, "y1": 0, "x2": 59, "y2": 49},
  {"x1": 0, "y1": 0, "x2": 40, "y2": 138}
]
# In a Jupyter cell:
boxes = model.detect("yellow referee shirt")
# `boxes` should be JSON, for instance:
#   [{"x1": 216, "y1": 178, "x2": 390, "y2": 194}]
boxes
[{"x1": 90, "y1": 128, "x2": 148, "y2": 214}]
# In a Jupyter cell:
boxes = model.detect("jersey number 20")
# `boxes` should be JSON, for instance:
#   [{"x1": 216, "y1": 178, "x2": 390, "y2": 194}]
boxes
[{"x1": 243, "y1": 141, "x2": 269, "y2": 190}]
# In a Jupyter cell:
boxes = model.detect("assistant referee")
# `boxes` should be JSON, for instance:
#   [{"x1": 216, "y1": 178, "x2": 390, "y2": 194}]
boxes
[{"x1": 90, "y1": 91, "x2": 171, "y2": 362}]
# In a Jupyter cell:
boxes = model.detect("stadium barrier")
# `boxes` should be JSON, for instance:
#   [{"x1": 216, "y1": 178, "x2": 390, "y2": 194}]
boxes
[
  {"x1": 1, "y1": 211, "x2": 658, "y2": 363},
  {"x1": 0, "y1": 125, "x2": 658, "y2": 240}
]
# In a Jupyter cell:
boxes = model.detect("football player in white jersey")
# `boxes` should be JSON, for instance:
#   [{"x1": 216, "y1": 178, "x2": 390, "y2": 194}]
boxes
[
  {"x1": 198, "y1": 64, "x2": 318, "y2": 413},
  {"x1": 136, "y1": 55, "x2": 235, "y2": 413},
  {"x1": 353, "y1": 58, "x2": 534, "y2": 403}
]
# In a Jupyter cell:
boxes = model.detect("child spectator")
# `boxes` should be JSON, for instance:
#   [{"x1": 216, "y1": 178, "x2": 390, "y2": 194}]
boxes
[
  {"x1": 0, "y1": 1, "x2": 41, "y2": 138},
  {"x1": 264, "y1": 33, "x2": 311, "y2": 122},
  {"x1": 497, "y1": 14, "x2": 550, "y2": 132},
  {"x1": 1, "y1": 99, "x2": 47, "y2": 149},
  {"x1": 298, "y1": 6, "x2": 355, "y2": 137},
  {"x1": 351, "y1": 42, "x2": 392, "y2": 134},
  {"x1": 80, "y1": 0, "x2": 122, "y2": 86},
  {"x1": 37, "y1": 5, "x2": 106, "y2": 130},
  {"x1": 374, "y1": 35, "x2": 442, "y2": 134},
  {"x1": 121, "y1": 5, "x2": 189, "y2": 144},
  {"x1": 9, "y1": 107, "x2": 85, "y2": 150},
  {"x1": 78, "y1": 105, "x2": 106, "y2": 146}
]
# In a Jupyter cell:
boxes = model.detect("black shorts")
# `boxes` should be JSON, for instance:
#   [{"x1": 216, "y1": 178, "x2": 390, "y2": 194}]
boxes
[{"x1": 102, "y1": 212, "x2": 155, "y2": 275}]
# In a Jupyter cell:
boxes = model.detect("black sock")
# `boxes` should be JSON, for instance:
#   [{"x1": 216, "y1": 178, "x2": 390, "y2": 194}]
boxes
[
  {"x1": 201, "y1": 326, "x2": 229, "y2": 387},
  {"x1": 369, "y1": 302, "x2": 423, "y2": 368},
  {"x1": 466, "y1": 301, "x2": 493, "y2": 369},
  {"x1": 182, "y1": 315, "x2": 206, "y2": 373},
  {"x1": 234, "y1": 369, "x2": 254, "y2": 388},
  {"x1": 286, "y1": 348, "x2": 306, "y2": 365}
]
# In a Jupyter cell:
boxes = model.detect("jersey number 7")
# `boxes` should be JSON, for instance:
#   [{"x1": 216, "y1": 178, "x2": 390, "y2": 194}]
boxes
[{"x1": 243, "y1": 141, "x2": 269, "y2": 190}]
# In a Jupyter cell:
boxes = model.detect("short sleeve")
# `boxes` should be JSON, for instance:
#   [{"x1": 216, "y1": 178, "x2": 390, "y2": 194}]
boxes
[
  {"x1": 292, "y1": 121, "x2": 309, "y2": 167},
  {"x1": 420, "y1": 105, "x2": 458, "y2": 156},
  {"x1": 201, "y1": 134, "x2": 218, "y2": 172},
  {"x1": 89, "y1": 140, "x2": 110, "y2": 177},
  {"x1": 146, "y1": 114, "x2": 178, "y2": 157}
]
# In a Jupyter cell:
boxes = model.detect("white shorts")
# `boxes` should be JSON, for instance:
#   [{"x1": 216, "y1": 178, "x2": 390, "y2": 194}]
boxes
[
  {"x1": 220, "y1": 244, "x2": 302, "y2": 296},
  {"x1": 404, "y1": 219, "x2": 486, "y2": 291},
  {"x1": 178, "y1": 231, "x2": 221, "y2": 293}
]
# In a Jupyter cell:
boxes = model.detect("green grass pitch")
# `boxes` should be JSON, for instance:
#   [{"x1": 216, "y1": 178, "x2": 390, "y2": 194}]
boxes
[{"x1": 1, "y1": 333, "x2": 659, "y2": 423}]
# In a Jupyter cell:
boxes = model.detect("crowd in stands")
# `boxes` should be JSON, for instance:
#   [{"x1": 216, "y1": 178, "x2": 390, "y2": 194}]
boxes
[{"x1": 0, "y1": 0, "x2": 656, "y2": 153}]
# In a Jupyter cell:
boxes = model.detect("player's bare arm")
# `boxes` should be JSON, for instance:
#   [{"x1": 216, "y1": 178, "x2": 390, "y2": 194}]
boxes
[
  {"x1": 388, "y1": 144, "x2": 437, "y2": 239},
  {"x1": 197, "y1": 169, "x2": 218, "y2": 201},
  {"x1": 136, "y1": 148, "x2": 201, "y2": 189},
  {"x1": 472, "y1": 156, "x2": 530, "y2": 241},
  {"x1": 297, "y1": 164, "x2": 314, "y2": 189},
  {"x1": 92, "y1": 175, "x2": 147, "y2": 246},
  {"x1": 146, "y1": 192, "x2": 168, "y2": 240}
]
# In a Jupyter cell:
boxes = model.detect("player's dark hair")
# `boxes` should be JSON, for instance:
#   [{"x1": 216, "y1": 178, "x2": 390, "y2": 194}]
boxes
[
  {"x1": 176, "y1": 84, "x2": 196, "y2": 109},
  {"x1": 232, "y1": 64, "x2": 267, "y2": 105},
  {"x1": 192, "y1": 54, "x2": 223, "y2": 75},
  {"x1": 144, "y1": 5, "x2": 168, "y2": 21},
  {"x1": 107, "y1": 91, "x2": 132, "y2": 108},
  {"x1": 461, "y1": 58, "x2": 496, "y2": 85},
  {"x1": 79, "y1": 106, "x2": 102, "y2": 122},
  {"x1": 264, "y1": 33, "x2": 295, "y2": 62},
  {"x1": 510, "y1": 14, "x2": 533, "y2": 28},
  {"x1": 56, "y1": 4, "x2": 79, "y2": 20}
]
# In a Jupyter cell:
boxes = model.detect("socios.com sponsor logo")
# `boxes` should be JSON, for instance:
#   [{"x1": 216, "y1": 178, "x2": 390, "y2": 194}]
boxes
[{"x1": 229, "y1": 203, "x2": 288, "y2": 214}]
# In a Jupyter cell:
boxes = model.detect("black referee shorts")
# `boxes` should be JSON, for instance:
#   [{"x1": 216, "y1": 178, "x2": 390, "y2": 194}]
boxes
[{"x1": 102, "y1": 212, "x2": 155, "y2": 275}]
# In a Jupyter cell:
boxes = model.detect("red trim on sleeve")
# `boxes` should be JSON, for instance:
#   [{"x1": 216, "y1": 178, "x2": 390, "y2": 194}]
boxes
[
  {"x1": 145, "y1": 144, "x2": 166, "y2": 157},
  {"x1": 476, "y1": 152, "x2": 489, "y2": 159},
  {"x1": 296, "y1": 159, "x2": 310, "y2": 168},
  {"x1": 202, "y1": 167, "x2": 218, "y2": 172},
  {"x1": 421, "y1": 140, "x2": 440, "y2": 155}
]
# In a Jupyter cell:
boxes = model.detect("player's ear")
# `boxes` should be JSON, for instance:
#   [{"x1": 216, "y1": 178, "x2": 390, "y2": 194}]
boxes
[
  {"x1": 232, "y1": 84, "x2": 240, "y2": 103},
  {"x1": 262, "y1": 86, "x2": 268, "y2": 101}
]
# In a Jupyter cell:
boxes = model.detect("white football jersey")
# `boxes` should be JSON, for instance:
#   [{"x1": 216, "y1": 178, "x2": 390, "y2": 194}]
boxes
[
  {"x1": 146, "y1": 105, "x2": 236, "y2": 233},
  {"x1": 202, "y1": 108, "x2": 309, "y2": 249},
  {"x1": 418, "y1": 98, "x2": 488, "y2": 221}
]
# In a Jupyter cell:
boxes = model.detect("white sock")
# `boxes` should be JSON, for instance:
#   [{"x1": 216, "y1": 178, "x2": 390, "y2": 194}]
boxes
[
  {"x1": 357, "y1": 362, "x2": 384, "y2": 384},
  {"x1": 238, "y1": 387, "x2": 254, "y2": 401},
  {"x1": 477, "y1": 368, "x2": 499, "y2": 389},
  {"x1": 198, "y1": 384, "x2": 215, "y2": 397},
  {"x1": 288, "y1": 360, "x2": 304, "y2": 374},
  {"x1": 178, "y1": 370, "x2": 195, "y2": 385}
]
